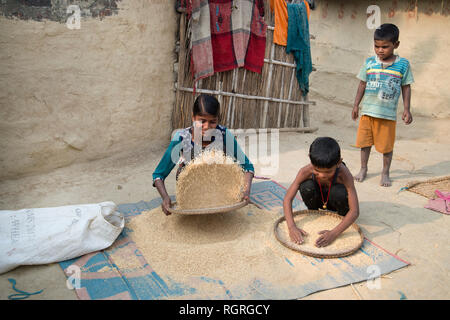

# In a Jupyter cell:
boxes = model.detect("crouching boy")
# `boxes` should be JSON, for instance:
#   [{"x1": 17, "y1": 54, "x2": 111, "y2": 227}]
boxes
[{"x1": 283, "y1": 137, "x2": 360, "y2": 247}]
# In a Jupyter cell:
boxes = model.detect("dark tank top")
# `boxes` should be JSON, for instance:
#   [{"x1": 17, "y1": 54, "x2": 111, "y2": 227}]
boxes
[{"x1": 311, "y1": 162, "x2": 346, "y2": 187}]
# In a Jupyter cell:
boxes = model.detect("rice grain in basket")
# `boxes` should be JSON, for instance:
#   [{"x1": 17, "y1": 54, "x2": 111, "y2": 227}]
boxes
[
  {"x1": 276, "y1": 211, "x2": 363, "y2": 256},
  {"x1": 176, "y1": 150, "x2": 245, "y2": 210}
]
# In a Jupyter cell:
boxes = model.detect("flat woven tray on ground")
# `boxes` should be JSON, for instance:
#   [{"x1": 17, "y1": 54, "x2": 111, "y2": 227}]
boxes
[
  {"x1": 167, "y1": 200, "x2": 248, "y2": 215},
  {"x1": 405, "y1": 175, "x2": 450, "y2": 199},
  {"x1": 274, "y1": 210, "x2": 364, "y2": 259}
]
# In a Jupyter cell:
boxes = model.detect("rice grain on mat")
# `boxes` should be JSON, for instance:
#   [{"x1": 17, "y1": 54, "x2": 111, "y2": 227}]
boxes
[
  {"x1": 126, "y1": 205, "x2": 373, "y2": 294},
  {"x1": 277, "y1": 212, "x2": 362, "y2": 255},
  {"x1": 127, "y1": 205, "x2": 291, "y2": 284},
  {"x1": 176, "y1": 150, "x2": 245, "y2": 209}
]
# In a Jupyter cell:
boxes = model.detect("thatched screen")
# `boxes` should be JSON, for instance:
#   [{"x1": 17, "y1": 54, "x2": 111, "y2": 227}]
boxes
[{"x1": 172, "y1": 1, "x2": 316, "y2": 131}]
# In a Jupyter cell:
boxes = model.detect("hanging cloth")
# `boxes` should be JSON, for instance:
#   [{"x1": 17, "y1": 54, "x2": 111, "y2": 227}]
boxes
[
  {"x1": 270, "y1": 0, "x2": 310, "y2": 46},
  {"x1": 286, "y1": 1, "x2": 312, "y2": 96},
  {"x1": 209, "y1": 0, "x2": 266, "y2": 74},
  {"x1": 190, "y1": 0, "x2": 215, "y2": 83},
  {"x1": 188, "y1": 0, "x2": 267, "y2": 84},
  {"x1": 241, "y1": 0, "x2": 267, "y2": 73}
]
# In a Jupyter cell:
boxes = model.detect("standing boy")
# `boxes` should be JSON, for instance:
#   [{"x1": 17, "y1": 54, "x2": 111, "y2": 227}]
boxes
[{"x1": 352, "y1": 23, "x2": 414, "y2": 187}]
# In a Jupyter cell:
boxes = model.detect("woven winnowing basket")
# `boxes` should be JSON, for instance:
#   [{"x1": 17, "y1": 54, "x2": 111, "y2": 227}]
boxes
[
  {"x1": 173, "y1": 150, "x2": 246, "y2": 214},
  {"x1": 274, "y1": 210, "x2": 365, "y2": 259},
  {"x1": 405, "y1": 175, "x2": 450, "y2": 199}
]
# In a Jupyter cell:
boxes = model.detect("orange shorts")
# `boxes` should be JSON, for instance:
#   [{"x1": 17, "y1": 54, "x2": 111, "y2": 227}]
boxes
[{"x1": 355, "y1": 115, "x2": 396, "y2": 154}]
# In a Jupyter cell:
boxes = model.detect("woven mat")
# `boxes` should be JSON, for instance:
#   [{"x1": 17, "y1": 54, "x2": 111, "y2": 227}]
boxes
[
  {"x1": 405, "y1": 175, "x2": 450, "y2": 199},
  {"x1": 59, "y1": 180, "x2": 410, "y2": 300}
]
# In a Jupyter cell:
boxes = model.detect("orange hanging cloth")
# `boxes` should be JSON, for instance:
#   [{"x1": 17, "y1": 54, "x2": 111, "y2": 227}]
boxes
[{"x1": 270, "y1": 0, "x2": 310, "y2": 46}]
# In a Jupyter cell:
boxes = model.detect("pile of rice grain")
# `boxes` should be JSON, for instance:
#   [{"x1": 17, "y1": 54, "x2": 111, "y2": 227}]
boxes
[
  {"x1": 276, "y1": 211, "x2": 363, "y2": 256},
  {"x1": 127, "y1": 204, "x2": 279, "y2": 283},
  {"x1": 126, "y1": 205, "x2": 373, "y2": 294},
  {"x1": 176, "y1": 150, "x2": 245, "y2": 210}
]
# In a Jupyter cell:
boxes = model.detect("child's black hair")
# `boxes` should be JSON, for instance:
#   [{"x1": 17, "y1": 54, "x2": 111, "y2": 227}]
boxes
[
  {"x1": 193, "y1": 94, "x2": 220, "y2": 117},
  {"x1": 309, "y1": 137, "x2": 341, "y2": 168},
  {"x1": 374, "y1": 23, "x2": 399, "y2": 44}
]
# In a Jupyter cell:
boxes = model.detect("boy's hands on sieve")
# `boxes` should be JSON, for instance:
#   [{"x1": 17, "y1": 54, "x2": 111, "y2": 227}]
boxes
[
  {"x1": 315, "y1": 230, "x2": 337, "y2": 247},
  {"x1": 161, "y1": 197, "x2": 172, "y2": 215},
  {"x1": 288, "y1": 225, "x2": 308, "y2": 245}
]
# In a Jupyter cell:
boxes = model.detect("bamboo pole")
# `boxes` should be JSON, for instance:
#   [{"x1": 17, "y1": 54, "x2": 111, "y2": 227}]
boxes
[
  {"x1": 264, "y1": 59, "x2": 295, "y2": 68},
  {"x1": 262, "y1": 41, "x2": 275, "y2": 128},
  {"x1": 267, "y1": 25, "x2": 315, "y2": 39},
  {"x1": 277, "y1": 66, "x2": 285, "y2": 128},
  {"x1": 175, "y1": 84, "x2": 316, "y2": 106},
  {"x1": 228, "y1": 68, "x2": 237, "y2": 126},
  {"x1": 239, "y1": 69, "x2": 247, "y2": 128},
  {"x1": 284, "y1": 68, "x2": 296, "y2": 127},
  {"x1": 174, "y1": 12, "x2": 187, "y2": 131},
  {"x1": 303, "y1": 94, "x2": 310, "y2": 128},
  {"x1": 229, "y1": 127, "x2": 318, "y2": 135}
]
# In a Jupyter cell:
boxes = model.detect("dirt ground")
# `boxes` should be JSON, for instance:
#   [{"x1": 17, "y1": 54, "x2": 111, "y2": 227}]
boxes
[{"x1": 0, "y1": 97, "x2": 449, "y2": 300}]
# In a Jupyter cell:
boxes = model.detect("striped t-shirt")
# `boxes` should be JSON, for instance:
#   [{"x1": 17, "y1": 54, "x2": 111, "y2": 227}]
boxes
[{"x1": 357, "y1": 55, "x2": 414, "y2": 121}]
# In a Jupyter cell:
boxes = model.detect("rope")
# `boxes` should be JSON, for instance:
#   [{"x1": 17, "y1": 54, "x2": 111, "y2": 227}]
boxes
[
  {"x1": 397, "y1": 186, "x2": 409, "y2": 194},
  {"x1": 8, "y1": 278, "x2": 43, "y2": 300}
]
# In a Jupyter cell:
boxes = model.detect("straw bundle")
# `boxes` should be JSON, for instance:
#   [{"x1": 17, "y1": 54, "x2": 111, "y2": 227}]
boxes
[
  {"x1": 405, "y1": 175, "x2": 450, "y2": 199},
  {"x1": 175, "y1": 150, "x2": 245, "y2": 210},
  {"x1": 274, "y1": 210, "x2": 364, "y2": 258}
]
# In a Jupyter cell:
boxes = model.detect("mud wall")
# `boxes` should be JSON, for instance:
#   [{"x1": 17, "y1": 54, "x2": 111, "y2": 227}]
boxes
[
  {"x1": 0, "y1": 0, "x2": 177, "y2": 180},
  {"x1": 1, "y1": 0, "x2": 448, "y2": 180}
]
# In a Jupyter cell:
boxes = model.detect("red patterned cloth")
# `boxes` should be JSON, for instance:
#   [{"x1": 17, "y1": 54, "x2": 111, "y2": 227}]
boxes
[
  {"x1": 244, "y1": 0, "x2": 267, "y2": 73},
  {"x1": 190, "y1": 0, "x2": 215, "y2": 81},
  {"x1": 187, "y1": 0, "x2": 266, "y2": 82}
]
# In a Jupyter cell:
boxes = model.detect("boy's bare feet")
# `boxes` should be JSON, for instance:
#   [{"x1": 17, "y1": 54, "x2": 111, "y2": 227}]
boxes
[
  {"x1": 380, "y1": 173, "x2": 392, "y2": 187},
  {"x1": 381, "y1": 151, "x2": 393, "y2": 187},
  {"x1": 355, "y1": 147, "x2": 371, "y2": 183},
  {"x1": 354, "y1": 167, "x2": 368, "y2": 182}
]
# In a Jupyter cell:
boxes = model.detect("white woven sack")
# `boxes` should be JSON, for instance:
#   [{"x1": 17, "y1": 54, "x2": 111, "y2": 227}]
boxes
[{"x1": 0, "y1": 201, "x2": 124, "y2": 274}]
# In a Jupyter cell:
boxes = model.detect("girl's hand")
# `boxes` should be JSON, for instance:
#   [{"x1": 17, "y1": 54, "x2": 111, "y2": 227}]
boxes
[
  {"x1": 315, "y1": 230, "x2": 337, "y2": 247},
  {"x1": 242, "y1": 189, "x2": 251, "y2": 203},
  {"x1": 242, "y1": 172, "x2": 253, "y2": 203},
  {"x1": 161, "y1": 197, "x2": 172, "y2": 216},
  {"x1": 288, "y1": 225, "x2": 308, "y2": 245}
]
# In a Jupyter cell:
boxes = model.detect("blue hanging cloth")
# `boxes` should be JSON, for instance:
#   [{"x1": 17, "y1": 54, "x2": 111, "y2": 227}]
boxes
[{"x1": 286, "y1": 1, "x2": 313, "y2": 96}]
